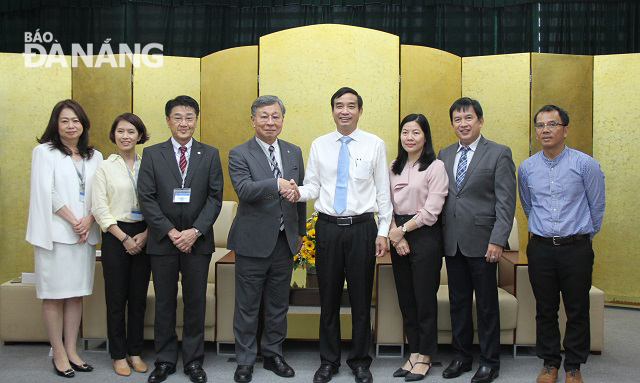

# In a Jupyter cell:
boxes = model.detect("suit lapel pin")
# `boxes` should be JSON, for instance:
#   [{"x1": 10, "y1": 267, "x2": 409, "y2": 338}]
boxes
[{"x1": 197, "y1": 151, "x2": 201, "y2": 155}]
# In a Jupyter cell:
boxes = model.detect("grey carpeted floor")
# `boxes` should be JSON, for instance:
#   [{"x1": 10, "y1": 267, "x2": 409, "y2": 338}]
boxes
[{"x1": 1, "y1": 307, "x2": 637, "y2": 383}]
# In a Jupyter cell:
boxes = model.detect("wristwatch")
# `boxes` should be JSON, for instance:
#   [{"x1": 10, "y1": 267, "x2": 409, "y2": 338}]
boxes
[
  {"x1": 193, "y1": 227, "x2": 202, "y2": 237},
  {"x1": 401, "y1": 225, "x2": 407, "y2": 233}
]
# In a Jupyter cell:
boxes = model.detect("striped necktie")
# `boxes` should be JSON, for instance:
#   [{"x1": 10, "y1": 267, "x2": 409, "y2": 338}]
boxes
[
  {"x1": 269, "y1": 145, "x2": 285, "y2": 231},
  {"x1": 456, "y1": 146, "x2": 471, "y2": 189}
]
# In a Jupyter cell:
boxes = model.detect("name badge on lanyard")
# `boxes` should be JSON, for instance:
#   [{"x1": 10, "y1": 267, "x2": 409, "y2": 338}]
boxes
[
  {"x1": 74, "y1": 159, "x2": 86, "y2": 203},
  {"x1": 173, "y1": 149, "x2": 190, "y2": 203},
  {"x1": 173, "y1": 188, "x2": 191, "y2": 203}
]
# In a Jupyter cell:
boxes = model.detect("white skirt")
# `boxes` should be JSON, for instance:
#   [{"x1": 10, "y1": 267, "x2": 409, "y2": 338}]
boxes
[{"x1": 33, "y1": 242, "x2": 96, "y2": 299}]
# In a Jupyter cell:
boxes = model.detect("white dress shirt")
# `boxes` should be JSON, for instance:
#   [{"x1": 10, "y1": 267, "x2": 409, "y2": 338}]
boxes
[
  {"x1": 298, "y1": 128, "x2": 392, "y2": 237},
  {"x1": 255, "y1": 136, "x2": 283, "y2": 175},
  {"x1": 453, "y1": 134, "x2": 482, "y2": 175}
]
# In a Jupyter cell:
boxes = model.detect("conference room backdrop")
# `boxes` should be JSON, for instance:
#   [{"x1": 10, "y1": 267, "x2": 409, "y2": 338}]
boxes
[{"x1": 0, "y1": 24, "x2": 638, "y2": 308}]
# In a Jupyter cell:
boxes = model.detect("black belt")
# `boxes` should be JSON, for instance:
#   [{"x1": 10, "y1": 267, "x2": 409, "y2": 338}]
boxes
[
  {"x1": 532, "y1": 234, "x2": 590, "y2": 246},
  {"x1": 318, "y1": 212, "x2": 374, "y2": 226}
]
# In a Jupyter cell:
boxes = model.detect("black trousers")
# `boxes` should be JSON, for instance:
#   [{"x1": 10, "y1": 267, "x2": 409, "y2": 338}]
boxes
[
  {"x1": 149, "y1": 251, "x2": 211, "y2": 370},
  {"x1": 527, "y1": 236, "x2": 594, "y2": 371},
  {"x1": 315, "y1": 216, "x2": 377, "y2": 370},
  {"x1": 234, "y1": 231, "x2": 293, "y2": 365},
  {"x1": 390, "y1": 215, "x2": 442, "y2": 355},
  {"x1": 101, "y1": 221, "x2": 151, "y2": 360},
  {"x1": 446, "y1": 249, "x2": 500, "y2": 369}
]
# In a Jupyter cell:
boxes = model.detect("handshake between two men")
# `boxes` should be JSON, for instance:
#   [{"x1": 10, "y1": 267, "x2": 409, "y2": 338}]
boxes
[{"x1": 278, "y1": 178, "x2": 301, "y2": 202}]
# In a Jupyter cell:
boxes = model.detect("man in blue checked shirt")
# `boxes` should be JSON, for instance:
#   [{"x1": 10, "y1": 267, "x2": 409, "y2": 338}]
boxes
[{"x1": 518, "y1": 105, "x2": 605, "y2": 383}]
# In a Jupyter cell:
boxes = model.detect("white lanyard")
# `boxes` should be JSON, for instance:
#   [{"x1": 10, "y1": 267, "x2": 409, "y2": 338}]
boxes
[{"x1": 122, "y1": 156, "x2": 140, "y2": 208}]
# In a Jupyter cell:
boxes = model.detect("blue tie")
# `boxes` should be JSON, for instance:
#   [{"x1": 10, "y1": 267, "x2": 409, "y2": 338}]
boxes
[
  {"x1": 334, "y1": 136, "x2": 352, "y2": 214},
  {"x1": 456, "y1": 146, "x2": 471, "y2": 189}
]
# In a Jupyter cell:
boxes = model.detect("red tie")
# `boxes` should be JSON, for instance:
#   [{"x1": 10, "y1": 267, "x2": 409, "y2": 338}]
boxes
[{"x1": 179, "y1": 146, "x2": 187, "y2": 174}]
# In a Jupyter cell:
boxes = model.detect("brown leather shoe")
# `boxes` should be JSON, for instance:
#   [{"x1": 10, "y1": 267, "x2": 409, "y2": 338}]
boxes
[
  {"x1": 114, "y1": 360, "x2": 131, "y2": 376},
  {"x1": 536, "y1": 366, "x2": 558, "y2": 383},
  {"x1": 128, "y1": 357, "x2": 149, "y2": 373},
  {"x1": 565, "y1": 369, "x2": 583, "y2": 383}
]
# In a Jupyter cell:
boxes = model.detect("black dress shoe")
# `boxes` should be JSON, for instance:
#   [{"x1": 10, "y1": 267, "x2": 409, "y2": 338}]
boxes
[
  {"x1": 313, "y1": 364, "x2": 339, "y2": 383},
  {"x1": 234, "y1": 365, "x2": 253, "y2": 383},
  {"x1": 52, "y1": 359, "x2": 75, "y2": 378},
  {"x1": 442, "y1": 360, "x2": 472, "y2": 379},
  {"x1": 470, "y1": 366, "x2": 499, "y2": 383},
  {"x1": 148, "y1": 363, "x2": 176, "y2": 383},
  {"x1": 353, "y1": 366, "x2": 373, "y2": 383},
  {"x1": 184, "y1": 363, "x2": 207, "y2": 383},
  {"x1": 69, "y1": 360, "x2": 94, "y2": 372},
  {"x1": 263, "y1": 354, "x2": 295, "y2": 377},
  {"x1": 405, "y1": 361, "x2": 431, "y2": 382}
]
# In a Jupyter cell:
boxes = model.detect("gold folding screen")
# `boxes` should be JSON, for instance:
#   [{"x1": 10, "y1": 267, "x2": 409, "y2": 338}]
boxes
[
  {"x1": 462, "y1": 54, "x2": 531, "y2": 254},
  {"x1": 593, "y1": 53, "x2": 640, "y2": 307},
  {"x1": 1, "y1": 27, "x2": 638, "y2": 307},
  {"x1": 201, "y1": 46, "x2": 258, "y2": 203},
  {"x1": 400, "y1": 46, "x2": 461, "y2": 153},
  {"x1": 72, "y1": 57, "x2": 132, "y2": 157},
  {"x1": 133, "y1": 56, "x2": 201, "y2": 148},
  {"x1": 0, "y1": 53, "x2": 72, "y2": 283},
  {"x1": 531, "y1": 53, "x2": 593, "y2": 156}
]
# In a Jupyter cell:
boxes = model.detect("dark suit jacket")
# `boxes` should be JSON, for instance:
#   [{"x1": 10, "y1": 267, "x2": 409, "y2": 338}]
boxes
[
  {"x1": 227, "y1": 137, "x2": 306, "y2": 257},
  {"x1": 438, "y1": 135, "x2": 516, "y2": 258},
  {"x1": 138, "y1": 138, "x2": 224, "y2": 255}
]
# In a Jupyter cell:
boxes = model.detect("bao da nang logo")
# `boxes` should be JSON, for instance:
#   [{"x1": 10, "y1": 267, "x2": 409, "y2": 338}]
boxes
[{"x1": 23, "y1": 30, "x2": 163, "y2": 68}]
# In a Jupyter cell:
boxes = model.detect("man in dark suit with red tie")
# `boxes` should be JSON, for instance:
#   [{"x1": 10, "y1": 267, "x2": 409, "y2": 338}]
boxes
[{"x1": 138, "y1": 95, "x2": 224, "y2": 383}]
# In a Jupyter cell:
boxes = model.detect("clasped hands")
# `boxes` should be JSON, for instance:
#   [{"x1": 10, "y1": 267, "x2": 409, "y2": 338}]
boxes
[
  {"x1": 123, "y1": 230, "x2": 148, "y2": 255},
  {"x1": 169, "y1": 228, "x2": 198, "y2": 253},
  {"x1": 278, "y1": 178, "x2": 300, "y2": 202},
  {"x1": 72, "y1": 214, "x2": 94, "y2": 243}
]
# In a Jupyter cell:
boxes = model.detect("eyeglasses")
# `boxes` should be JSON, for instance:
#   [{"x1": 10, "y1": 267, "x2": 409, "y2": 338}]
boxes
[
  {"x1": 257, "y1": 115, "x2": 281, "y2": 122},
  {"x1": 171, "y1": 116, "x2": 196, "y2": 124},
  {"x1": 534, "y1": 122, "x2": 564, "y2": 130}
]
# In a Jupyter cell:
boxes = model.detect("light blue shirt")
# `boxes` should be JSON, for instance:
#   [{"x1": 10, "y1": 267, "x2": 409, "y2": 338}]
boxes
[{"x1": 518, "y1": 146, "x2": 605, "y2": 238}]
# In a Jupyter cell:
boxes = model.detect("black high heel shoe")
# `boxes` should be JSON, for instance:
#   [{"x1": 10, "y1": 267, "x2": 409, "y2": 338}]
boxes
[
  {"x1": 405, "y1": 361, "x2": 431, "y2": 382},
  {"x1": 393, "y1": 360, "x2": 413, "y2": 378},
  {"x1": 52, "y1": 359, "x2": 75, "y2": 378},
  {"x1": 69, "y1": 360, "x2": 94, "y2": 372}
]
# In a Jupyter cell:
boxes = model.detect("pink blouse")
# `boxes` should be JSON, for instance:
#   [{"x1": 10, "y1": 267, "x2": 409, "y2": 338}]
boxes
[{"x1": 389, "y1": 159, "x2": 449, "y2": 228}]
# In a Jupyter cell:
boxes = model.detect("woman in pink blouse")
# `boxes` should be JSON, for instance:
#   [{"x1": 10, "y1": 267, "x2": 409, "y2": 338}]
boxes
[{"x1": 388, "y1": 114, "x2": 449, "y2": 381}]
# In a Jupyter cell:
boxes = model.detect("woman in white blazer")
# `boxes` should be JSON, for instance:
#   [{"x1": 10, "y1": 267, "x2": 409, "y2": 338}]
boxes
[{"x1": 26, "y1": 99, "x2": 102, "y2": 378}]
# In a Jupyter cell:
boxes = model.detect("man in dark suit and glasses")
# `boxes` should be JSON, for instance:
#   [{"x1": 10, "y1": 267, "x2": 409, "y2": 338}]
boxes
[
  {"x1": 227, "y1": 95, "x2": 306, "y2": 383},
  {"x1": 438, "y1": 97, "x2": 516, "y2": 383},
  {"x1": 138, "y1": 95, "x2": 224, "y2": 383}
]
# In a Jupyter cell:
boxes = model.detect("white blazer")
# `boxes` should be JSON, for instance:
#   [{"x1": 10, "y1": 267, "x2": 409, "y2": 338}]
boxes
[{"x1": 26, "y1": 143, "x2": 103, "y2": 250}]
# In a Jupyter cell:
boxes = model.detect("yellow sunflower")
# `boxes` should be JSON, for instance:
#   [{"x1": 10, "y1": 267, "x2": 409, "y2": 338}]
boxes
[{"x1": 304, "y1": 240, "x2": 315, "y2": 250}]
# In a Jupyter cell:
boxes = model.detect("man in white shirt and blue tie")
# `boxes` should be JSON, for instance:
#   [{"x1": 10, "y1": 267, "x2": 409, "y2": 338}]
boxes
[{"x1": 284, "y1": 87, "x2": 392, "y2": 383}]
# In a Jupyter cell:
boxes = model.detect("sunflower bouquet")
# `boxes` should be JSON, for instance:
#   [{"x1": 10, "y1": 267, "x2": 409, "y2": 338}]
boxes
[{"x1": 294, "y1": 211, "x2": 318, "y2": 270}]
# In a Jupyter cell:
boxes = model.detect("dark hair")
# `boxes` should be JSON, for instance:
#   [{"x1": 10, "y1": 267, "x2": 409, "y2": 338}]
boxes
[
  {"x1": 534, "y1": 104, "x2": 570, "y2": 126},
  {"x1": 330, "y1": 87, "x2": 363, "y2": 110},
  {"x1": 165, "y1": 95, "x2": 200, "y2": 118},
  {"x1": 109, "y1": 113, "x2": 150, "y2": 144},
  {"x1": 449, "y1": 97, "x2": 483, "y2": 122},
  {"x1": 391, "y1": 114, "x2": 437, "y2": 175},
  {"x1": 37, "y1": 99, "x2": 94, "y2": 159}
]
